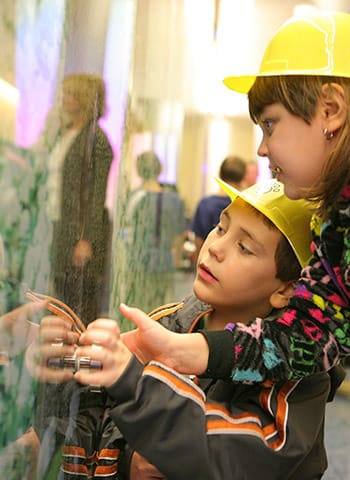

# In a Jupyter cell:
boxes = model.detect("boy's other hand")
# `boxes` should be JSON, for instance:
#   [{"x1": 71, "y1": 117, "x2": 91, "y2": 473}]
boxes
[{"x1": 120, "y1": 303, "x2": 209, "y2": 375}]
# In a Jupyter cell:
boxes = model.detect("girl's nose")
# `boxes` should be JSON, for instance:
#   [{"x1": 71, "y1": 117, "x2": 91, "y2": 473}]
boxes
[{"x1": 257, "y1": 136, "x2": 268, "y2": 158}]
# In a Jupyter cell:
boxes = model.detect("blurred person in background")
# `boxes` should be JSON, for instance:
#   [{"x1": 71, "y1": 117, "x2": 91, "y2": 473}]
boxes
[
  {"x1": 47, "y1": 73, "x2": 113, "y2": 327},
  {"x1": 122, "y1": 151, "x2": 186, "y2": 315},
  {"x1": 243, "y1": 159, "x2": 259, "y2": 187}
]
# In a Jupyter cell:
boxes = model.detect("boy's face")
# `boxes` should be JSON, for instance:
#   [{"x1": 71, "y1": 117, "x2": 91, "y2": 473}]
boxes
[{"x1": 193, "y1": 198, "x2": 286, "y2": 322}]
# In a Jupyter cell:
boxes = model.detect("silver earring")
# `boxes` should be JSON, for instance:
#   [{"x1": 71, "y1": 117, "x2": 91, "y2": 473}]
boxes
[{"x1": 323, "y1": 128, "x2": 334, "y2": 140}]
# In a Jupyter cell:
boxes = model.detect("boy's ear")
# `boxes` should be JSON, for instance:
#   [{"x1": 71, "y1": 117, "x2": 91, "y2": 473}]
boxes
[
  {"x1": 269, "y1": 281, "x2": 295, "y2": 310},
  {"x1": 321, "y1": 83, "x2": 347, "y2": 131}
]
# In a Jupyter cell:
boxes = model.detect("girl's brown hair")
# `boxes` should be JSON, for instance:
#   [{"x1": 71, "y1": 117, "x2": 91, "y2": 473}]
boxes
[{"x1": 248, "y1": 75, "x2": 350, "y2": 216}]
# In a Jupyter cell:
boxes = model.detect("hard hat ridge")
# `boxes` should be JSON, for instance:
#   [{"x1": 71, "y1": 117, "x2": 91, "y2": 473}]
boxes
[
  {"x1": 223, "y1": 11, "x2": 350, "y2": 94},
  {"x1": 216, "y1": 178, "x2": 312, "y2": 268}
]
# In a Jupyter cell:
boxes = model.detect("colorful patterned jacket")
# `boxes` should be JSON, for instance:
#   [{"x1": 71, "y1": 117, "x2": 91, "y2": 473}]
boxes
[
  {"x1": 107, "y1": 295, "x2": 343, "y2": 480},
  {"x1": 201, "y1": 186, "x2": 350, "y2": 382}
]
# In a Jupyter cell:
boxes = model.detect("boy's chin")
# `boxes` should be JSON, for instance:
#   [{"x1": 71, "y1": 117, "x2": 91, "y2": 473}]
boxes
[{"x1": 192, "y1": 281, "x2": 210, "y2": 303}]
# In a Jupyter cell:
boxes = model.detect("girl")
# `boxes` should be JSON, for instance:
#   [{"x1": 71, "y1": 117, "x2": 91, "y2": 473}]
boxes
[{"x1": 118, "y1": 11, "x2": 350, "y2": 383}]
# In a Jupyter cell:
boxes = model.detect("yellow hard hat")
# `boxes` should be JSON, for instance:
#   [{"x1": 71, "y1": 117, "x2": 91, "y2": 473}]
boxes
[
  {"x1": 216, "y1": 178, "x2": 312, "y2": 268},
  {"x1": 223, "y1": 11, "x2": 350, "y2": 94}
]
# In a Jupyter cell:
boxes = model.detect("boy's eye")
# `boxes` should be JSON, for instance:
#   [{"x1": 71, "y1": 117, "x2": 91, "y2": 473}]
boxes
[
  {"x1": 214, "y1": 223, "x2": 225, "y2": 234},
  {"x1": 238, "y1": 242, "x2": 253, "y2": 255}
]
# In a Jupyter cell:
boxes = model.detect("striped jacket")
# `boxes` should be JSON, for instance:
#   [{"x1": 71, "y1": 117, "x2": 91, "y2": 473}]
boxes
[{"x1": 107, "y1": 295, "x2": 338, "y2": 480}]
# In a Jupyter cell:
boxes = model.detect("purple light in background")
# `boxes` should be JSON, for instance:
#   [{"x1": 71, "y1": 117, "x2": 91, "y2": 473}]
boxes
[
  {"x1": 202, "y1": 162, "x2": 209, "y2": 174},
  {"x1": 100, "y1": 0, "x2": 136, "y2": 213},
  {"x1": 15, "y1": 0, "x2": 65, "y2": 147}
]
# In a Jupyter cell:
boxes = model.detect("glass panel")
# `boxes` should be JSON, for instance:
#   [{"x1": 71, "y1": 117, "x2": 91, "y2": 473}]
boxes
[{"x1": 1, "y1": 0, "x2": 331, "y2": 477}]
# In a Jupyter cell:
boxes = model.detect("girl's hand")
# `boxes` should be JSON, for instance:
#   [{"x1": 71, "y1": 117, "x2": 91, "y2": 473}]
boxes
[
  {"x1": 120, "y1": 304, "x2": 209, "y2": 375},
  {"x1": 26, "y1": 315, "x2": 78, "y2": 383},
  {"x1": 74, "y1": 319, "x2": 132, "y2": 387}
]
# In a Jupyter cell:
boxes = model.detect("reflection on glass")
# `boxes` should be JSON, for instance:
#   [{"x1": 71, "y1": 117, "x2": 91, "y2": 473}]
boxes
[
  {"x1": 47, "y1": 73, "x2": 112, "y2": 327},
  {"x1": 0, "y1": 0, "x2": 293, "y2": 476},
  {"x1": 116, "y1": 150, "x2": 185, "y2": 319}
]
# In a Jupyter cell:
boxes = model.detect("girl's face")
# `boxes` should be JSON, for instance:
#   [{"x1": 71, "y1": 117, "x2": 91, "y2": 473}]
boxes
[
  {"x1": 256, "y1": 103, "x2": 331, "y2": 200},
  {"x1": 193, "y1": 199, "x2": 284, "y2": 324}
]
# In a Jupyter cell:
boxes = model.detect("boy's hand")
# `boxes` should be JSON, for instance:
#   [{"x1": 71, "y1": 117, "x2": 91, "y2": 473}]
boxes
[
  {"x1": 25, "y1": 315, "x2": 78, "y2": 383},
  {"x1": 74, "y1": 319, "x2": 132, "y2": 387},
  {"x1": 120, "y1": 304, "x2": 209, "y2": 375}
]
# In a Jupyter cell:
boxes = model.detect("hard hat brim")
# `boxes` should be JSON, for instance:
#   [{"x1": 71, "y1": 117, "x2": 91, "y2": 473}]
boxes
[{"x1": 223, "y1": 75, "x2": 256, "y2": 94}]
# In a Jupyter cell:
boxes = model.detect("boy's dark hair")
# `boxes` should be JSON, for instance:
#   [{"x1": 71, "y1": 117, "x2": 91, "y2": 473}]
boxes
[
  {"x1": 136, "y1": 151, "x2": 161, "y2": 180},
  {"x1": 275, "y1": 235, "x2": 301, "y2": 282},
  {"x1": 247, "y1": 204, "x2": 301, "y2": 282},
  {"x1": 220, "y1": 156, "x2": 247, "y2": 185}
]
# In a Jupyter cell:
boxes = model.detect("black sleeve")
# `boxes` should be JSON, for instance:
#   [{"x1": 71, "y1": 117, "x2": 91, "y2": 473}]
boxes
[{"x1": 199, "y1": 330, "x2": 235, "y2": 379}]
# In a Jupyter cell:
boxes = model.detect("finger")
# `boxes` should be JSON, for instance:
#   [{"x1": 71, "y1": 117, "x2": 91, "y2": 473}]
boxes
[
  {"x1": 80, "y1": 321, "x2": 120, "y2": 346},
  {"x1": 74, "y1": 369, "x2": 104, "y2": 386},
  {"x1": 25, "y1": 344, "x2": 75, "y2": 383},
  {"x1": 119, "y1": 303, "x2": 151, "y2": 330},
  {"x1": 1, "y1": 301, "x2": 47, "y2": 331},
  {"x1": 35, "y1": 342, "x2": 77, "y2": 360},
  {"x1": 39, "y1": 326, "x2": 79, "y2": 346},
  {"x1": 86, "y1": 318, "x2": 120, "y2": 332},
  {"x1": 75, "y1": 344, "x2": 107, "y2": 361},
  {"x1": 40, "y1": 315, "x2": 72, "y2": 330},
  {"x1": 79, "y1": 330, "x2": 113, "y2": 348},
  {"x1": 33, "y1": 365, "x2": 74, "y2": 383}
]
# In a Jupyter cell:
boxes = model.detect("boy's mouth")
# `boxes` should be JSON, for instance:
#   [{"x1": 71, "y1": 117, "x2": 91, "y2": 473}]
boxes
[{"x1": 198, "y1": 262, "x2": 218, "y2": 282}]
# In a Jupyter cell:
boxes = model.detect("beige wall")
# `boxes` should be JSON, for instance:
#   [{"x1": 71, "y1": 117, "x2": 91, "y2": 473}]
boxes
[{"x1": 177, "y1": 112, "x2": 254, "y2": 217}]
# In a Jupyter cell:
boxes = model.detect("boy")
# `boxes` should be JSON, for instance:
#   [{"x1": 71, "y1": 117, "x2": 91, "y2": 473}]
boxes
[{"x1": 75, "y1": 179, "x2": 343, "y2": 479}]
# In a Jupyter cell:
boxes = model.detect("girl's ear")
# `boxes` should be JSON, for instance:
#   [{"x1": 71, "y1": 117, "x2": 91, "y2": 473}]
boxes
[
  {"x1": 321, "y1": 83, "x2": 347, "y2": 132},
  {"x1": 269, "y1": 281, "x2": 295, "y2": 310}
]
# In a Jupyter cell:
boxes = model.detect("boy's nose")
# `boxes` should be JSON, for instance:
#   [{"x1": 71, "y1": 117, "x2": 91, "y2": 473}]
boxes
[{"x1": 208, "y1": 239, "x2": 225, "y2": 262}]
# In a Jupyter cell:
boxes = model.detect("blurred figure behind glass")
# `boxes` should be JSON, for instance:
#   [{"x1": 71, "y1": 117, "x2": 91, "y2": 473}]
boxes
[
  {"x1": 122, "y1": 151, "x2": 186, "y2": 315},
  {"x1": 47, "y1": 73, "x2": 113, "y2": 326}
]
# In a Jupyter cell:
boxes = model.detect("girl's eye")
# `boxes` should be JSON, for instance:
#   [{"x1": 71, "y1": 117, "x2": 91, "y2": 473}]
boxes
[{"x1": 262, "y1": 119, "x2": 274, "y2": 134}]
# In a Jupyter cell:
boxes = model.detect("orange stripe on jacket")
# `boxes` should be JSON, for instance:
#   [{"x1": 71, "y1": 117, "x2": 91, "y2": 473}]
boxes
[{"x1": 144, "y1": 362, "x2": 206, "y2": 409}]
